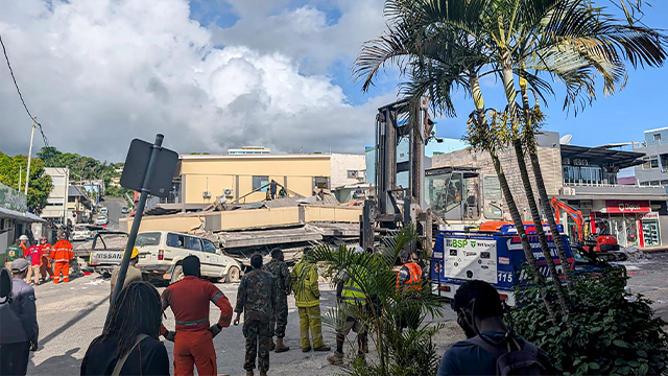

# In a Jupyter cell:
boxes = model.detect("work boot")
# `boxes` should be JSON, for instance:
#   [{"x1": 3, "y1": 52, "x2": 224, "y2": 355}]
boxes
[
  {"x1": 327, "y1": 351, "x2": 344, "y2": 366},
  {"x1": 260, "y1": 372, "x2": 267, "y2": 376},
  {"x1": 275, "y1": 337, "x2": 290, "y2": 353},
  {"x1": 314, "y1": 345, "x2": 331, "y2": 352},
  {"x1": 246, "y1": 371, "x2": 254, "y2": 376},
  {"x1": 302, "y1": 346, "x2": 311, "y2": 353}
]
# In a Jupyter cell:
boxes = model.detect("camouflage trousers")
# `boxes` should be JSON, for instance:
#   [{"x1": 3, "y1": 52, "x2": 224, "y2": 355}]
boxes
[
  {"x1": 270, "y1": 293, "x2": 289, "y2": 338},
  {"x1": 243, "y1": 319, "x2": 272, "y2": 372}
]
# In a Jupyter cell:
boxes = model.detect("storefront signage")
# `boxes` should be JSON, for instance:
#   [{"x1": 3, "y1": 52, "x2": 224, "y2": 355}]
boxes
[
  {"x1": 563, "y1": 158, "x2": 589, "y2": 166},
  {"x1": 640, "y1": 212, "x2": 659, "y2": 220},
  {"x1": 605, "y1": 200, "x2": 650, "y2": 214}
]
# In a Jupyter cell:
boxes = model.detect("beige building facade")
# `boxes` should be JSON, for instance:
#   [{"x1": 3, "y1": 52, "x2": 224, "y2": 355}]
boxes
[{"x1": 172, "y1": 153, "x2": 365, "y2": 205}]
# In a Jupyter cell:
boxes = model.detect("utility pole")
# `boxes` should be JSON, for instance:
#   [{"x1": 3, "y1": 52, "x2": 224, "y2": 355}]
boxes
[
  {"x1": 63, "y1": 167, "x2": 70, "y2": 228},
  {"x1": 24, "y1": 119, "x2": 37, "y2": 197},
  {"x1": 18, "y1": 165, "x2": 22, "y2": 192}
]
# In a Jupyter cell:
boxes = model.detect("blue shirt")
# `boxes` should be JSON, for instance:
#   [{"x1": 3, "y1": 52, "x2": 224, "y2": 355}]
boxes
[
  {"x1": 437, "y1": 331, "x2": 553, "y2": 376},
  {"x1": 0, "y1": 278, "x2": 39, "y2": 344}
]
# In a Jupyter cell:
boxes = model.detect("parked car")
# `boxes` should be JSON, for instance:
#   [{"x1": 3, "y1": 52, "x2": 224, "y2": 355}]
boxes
[
  {"x1": 96, "y1": 215, "x2": 108, "y2": 226},
  {"x1": 99, "y1": 207, "x2": 108, "y2": 215},
  {"x1": 135, "y1": 231, "x2": 242, "y2": 284},
  {"x1": 72, "y1": 224, "x2": 94, "y2": 241},
  {"x1": 121, "y1": 206, "x2": 129, "y2": 214}
]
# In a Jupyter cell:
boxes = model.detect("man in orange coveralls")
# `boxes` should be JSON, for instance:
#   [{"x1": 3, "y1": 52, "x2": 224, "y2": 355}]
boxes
[
  {"x1": 161, "y1": 255, "x2": 233, "y2": 376},
  {"x1": 51, "y1": 234, "x2": 73, "y2": 284}
]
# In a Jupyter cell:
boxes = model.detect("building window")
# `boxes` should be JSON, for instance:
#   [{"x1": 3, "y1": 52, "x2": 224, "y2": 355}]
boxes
[
  {"x1": 661, "y1": 154, "x2": 668, "y2": 172},
  {"x1": 347, "y1": 170, "x2": 358, "y2": 179},
  {"x1": 661, "y1": 180, "x2": 668, "y2": 185},
  {"x1": 643, "y1": 157, "x2": 659, "y2": 169},
  {"x1": 640, "y1": 181, "x2": 650, "y2": 186},
  {"x1": 313, "y1": 177, "x2": 329, "y2": 189},
  {"x1": 650, "y1": 181, "x2": 661, "y2": 186},
  {"x1": 654, "y1": 133, "x2": 662, "y2": 141},
  {"x1": 252, "y1": 176, "x2": 269, "y2": 191}
]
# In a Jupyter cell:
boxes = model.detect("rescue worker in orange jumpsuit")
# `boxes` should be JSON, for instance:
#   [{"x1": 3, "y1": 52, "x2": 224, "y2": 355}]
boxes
[
  {"x1": 396, "y1": 251, "x2": 424, "y2": 330},
  {"x1": 38, "y1": 236, "x2": 54, "y2": 282},
  {"x1": 51, "y1": 234, "x2": 74, "y2": 284},
  {"x1": 161, "y1": 256, "x2": 233, "y2": 376}
]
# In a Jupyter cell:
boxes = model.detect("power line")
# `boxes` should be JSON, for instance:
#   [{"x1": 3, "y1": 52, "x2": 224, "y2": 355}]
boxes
[{"x1": 0, "y1": 33, "x2": 49, "y2": 147}]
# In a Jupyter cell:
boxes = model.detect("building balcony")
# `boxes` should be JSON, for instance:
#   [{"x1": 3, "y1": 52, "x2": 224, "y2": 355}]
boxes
[{"x1": 560, "y1": 184, "x2": 668, "y2": 201}]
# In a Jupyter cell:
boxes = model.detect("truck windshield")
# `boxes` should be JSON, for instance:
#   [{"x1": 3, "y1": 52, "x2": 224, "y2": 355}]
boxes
[{"x1": 136, "y1": 232, "x2": 161, "y2": 246}]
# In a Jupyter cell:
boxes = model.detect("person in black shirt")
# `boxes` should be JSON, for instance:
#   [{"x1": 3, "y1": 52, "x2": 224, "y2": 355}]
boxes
[
  {"x1": 437, "y1": 280, "x2": 555, "y2": 376},
  {"x1": 81, "y1": 281, "x2": 169, "y2": 376}
]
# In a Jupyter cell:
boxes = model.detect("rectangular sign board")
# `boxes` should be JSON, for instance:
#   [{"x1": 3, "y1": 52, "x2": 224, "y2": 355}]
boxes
[{"x1": 120, "y1": 139, "x2": 179, "y2": 198}]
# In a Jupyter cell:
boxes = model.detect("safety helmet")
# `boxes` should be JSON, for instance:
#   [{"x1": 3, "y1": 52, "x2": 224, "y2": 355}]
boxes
[
  {"x1": 124, "y1": 247, "x2": 140, "y2": 259},
  {"x1": 19, "y1": 235, "x2": 29, "y2": 241}
]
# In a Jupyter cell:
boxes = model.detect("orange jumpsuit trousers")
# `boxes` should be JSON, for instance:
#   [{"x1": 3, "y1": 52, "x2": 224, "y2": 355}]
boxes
[
  {"x1": 53, "y1": 261, "x2": 70, "y2": 283},
  {"x1": 173, "y1": 331, "x2": 217, "y2": 376}
]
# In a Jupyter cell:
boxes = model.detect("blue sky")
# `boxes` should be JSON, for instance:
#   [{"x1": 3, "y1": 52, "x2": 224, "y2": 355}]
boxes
[{"x1": 191, "y1": 0, "x2": 668, "y2": 147}]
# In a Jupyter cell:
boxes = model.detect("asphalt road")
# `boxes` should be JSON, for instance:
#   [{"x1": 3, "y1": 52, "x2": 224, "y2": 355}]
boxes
[
  {"x1": 100, "y1": 198, "x2": 125, "y2": 232},
  {"x1": 24, "y1": 255, "x2": 667, "y2": 376},
  {"x1": 621, "y1": 253, "x2": 668, "y2": 322}
]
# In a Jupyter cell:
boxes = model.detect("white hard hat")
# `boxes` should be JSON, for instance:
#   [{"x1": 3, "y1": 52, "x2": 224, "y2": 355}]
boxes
[
  {"x1": 354, "y1": 246, "x2": 364, "y2": 254},
  {"x1": 19, "y1": 235, "x2": 29, "y2": 241}
]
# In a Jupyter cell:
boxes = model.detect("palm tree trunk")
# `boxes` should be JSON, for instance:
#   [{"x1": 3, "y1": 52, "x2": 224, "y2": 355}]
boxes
[
  {"x1": 471, "y1": 74, "x2": 558, "y2": 324},
  {"x1": 513, "y1": 139, "x2": 569, "y2": 316},
  {"x1": 527, "y1": 139, "x2": 576, "y2": 292},
  {"x1": 518, "y1": 79, "x2": 576, "y2": 292}
]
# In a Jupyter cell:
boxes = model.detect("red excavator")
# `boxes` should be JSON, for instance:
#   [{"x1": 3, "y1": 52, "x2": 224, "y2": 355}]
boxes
[{"x1": 551, "y1": 197, "x2": 627, "y2": 261}]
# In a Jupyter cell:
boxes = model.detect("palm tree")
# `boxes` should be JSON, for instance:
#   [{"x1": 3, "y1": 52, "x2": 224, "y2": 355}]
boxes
[
  {"x1": 355, "y1": 0, "x2": 565, "y2": 320},
  {"x1": 307, "y1": 227, "x2": 444, "y2": 375},
  {"x1": 356, "y1": 0, "x2": 666, "y2": 309},
  {"x1": 506, "y1": 0, "x2": 667, "y2": 294}
]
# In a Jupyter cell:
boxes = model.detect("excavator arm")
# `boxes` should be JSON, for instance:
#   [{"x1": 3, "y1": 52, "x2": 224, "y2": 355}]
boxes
[{"x1": 551, "y1": 197, "x2": 585, "y2": 243}]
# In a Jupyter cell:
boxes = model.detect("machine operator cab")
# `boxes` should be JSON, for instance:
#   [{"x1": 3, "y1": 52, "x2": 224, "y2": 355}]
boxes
[{"x1": 424, "y1": 166, "x2": 504, "y2": 224}]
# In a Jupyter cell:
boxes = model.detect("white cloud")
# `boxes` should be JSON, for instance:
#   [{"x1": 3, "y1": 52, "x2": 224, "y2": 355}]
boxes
[{"x1": 0, "y1": 0, "x2": 391, "y2": 161}]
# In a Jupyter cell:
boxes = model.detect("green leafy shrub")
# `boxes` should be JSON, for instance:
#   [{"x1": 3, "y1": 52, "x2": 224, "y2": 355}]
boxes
[
  {"x1": 511, "y1": 267, "x2": 668, "y2": 376},
  {"x1": 308, "y1": 227, "x2": 443, "y2": 376}
]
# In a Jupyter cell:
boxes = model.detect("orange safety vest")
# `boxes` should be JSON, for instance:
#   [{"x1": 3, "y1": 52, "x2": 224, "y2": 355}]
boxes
[
  {"x1": 52, "y1": 239, "x2": 74, "y2": 262},
  {"x1": 396, "y1": 262, "x2": 423, "y2": 291}
]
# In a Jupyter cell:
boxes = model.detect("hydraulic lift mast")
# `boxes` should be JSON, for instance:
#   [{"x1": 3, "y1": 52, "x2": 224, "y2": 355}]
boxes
[{"x1": 361, "y1": 97, "x2": 432, "y2": 251}]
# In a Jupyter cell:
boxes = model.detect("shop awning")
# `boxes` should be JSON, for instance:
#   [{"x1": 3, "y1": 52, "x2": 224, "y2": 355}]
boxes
[
  {"x1": 0, "y1": 207, "x2": 46, "y2": 223},
  {"x1": 560, "y1": 145, "x2": 644, "y2": 169}
]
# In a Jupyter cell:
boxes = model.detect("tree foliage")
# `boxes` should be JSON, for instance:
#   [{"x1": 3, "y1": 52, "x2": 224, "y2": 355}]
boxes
[
  {"x1": 512, "y1": 268, "x2": 668, "y2": 376},
  {"x1": 0, "y1": 151, "x2": 52, "y2": 210},
  {"x1": 38, "y1": 146, "x2": 123, "y2": 185}
]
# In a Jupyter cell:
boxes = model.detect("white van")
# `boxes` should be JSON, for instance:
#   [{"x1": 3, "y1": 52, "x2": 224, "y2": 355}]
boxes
[{"x1": 135, "y1": 231, "x2": 242, "y2": 284}]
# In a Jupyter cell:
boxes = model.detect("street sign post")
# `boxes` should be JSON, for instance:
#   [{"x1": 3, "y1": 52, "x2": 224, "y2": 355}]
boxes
[{"x1": 106, "y1": 134, "x2": 178, "y2": 325}]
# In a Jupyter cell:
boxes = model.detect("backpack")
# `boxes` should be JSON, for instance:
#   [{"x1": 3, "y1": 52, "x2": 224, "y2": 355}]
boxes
[{"x1": 467, "y1": 335, "x2": 550, "y2": 375}]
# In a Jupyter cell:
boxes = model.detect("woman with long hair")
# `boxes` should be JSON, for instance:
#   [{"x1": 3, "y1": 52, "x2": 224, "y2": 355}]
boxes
[{"x1": 81, "y1": 281, "x2": 170, "y2": 375}]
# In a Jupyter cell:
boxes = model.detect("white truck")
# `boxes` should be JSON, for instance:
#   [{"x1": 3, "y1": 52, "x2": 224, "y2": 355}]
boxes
[{"x1": 89, "y1": 231, "x2": 242, "y2": 284}]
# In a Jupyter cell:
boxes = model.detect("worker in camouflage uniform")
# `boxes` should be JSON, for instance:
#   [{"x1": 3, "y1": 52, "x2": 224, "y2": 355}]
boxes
[
  {"x1": 234, "y1": 253, "x2": 278, "y2": 376},
  {"x1": 264, "y1": 248, "x2": 291, "y2": 353}
]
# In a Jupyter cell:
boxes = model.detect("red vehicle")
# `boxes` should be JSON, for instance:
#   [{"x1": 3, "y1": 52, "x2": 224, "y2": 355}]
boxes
[{"x1": 551, "y1": 197, "x2": 626, "y2": 261}]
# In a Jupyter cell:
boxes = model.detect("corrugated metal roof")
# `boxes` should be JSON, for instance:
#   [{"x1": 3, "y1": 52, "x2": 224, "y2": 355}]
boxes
[{"x1": 0, "y1": 207, "x2": 46, "y2": 223}]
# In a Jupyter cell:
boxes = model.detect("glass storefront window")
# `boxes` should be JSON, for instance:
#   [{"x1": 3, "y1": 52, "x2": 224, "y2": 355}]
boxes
[{"x1": 605, "y1": 215, "x2": 639, "y2": 248}]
